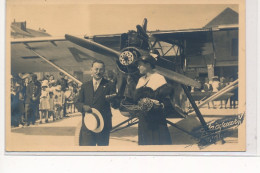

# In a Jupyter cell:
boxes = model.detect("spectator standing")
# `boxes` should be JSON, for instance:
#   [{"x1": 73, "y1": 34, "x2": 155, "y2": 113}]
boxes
[
  {"x1": 211, "y1": 76, "x2": 220, "y2": 108},
  {"x1": 39, "y1": 80, "x2": 50, "y2": 123},
  {"x1": 229, "y1": 77, "x2": 238, "y2": 109},
  {"x1": 49, "y1": 92, "x2": 55, "y2": 121},
  {"x1": 65, "y1": 81, "x2": 77, "y2": 113},
  {"x1": 24, "y1": 74, "x2": 41, "y2": 126},
  {"x1": 202, "y1": 78, "x2": 213, "y2": 92},
  {"x1": 54, "y1": 85, "x2": 65, "y2": 119},
  {"x1": 57, "y1": 74, "x2": 68, "y2": 117},
  {"x1": 219, "y1": 77, "x2": 228, "y2": 109},
  {"x1": 48, "y1": 75, "x2": 56, "y2": 87},
  {"x1": 57, "y1": 73, "x2": 68, "y2": 92},
  {"x1": 11, "y1": 75, "x2": 25, "y2": 127},
  {"x1": 64, "y1": 87, "x2": 72, "y2": 114},
  {"x1": 194, "y1": 78, "x2": 202, "y2": 92},
  {"x1": 202, "y1": 78, "x2": 213, "y2": 109},
  {"x1": 211, "y1": 76, "x2": 220, "y2": 92}
]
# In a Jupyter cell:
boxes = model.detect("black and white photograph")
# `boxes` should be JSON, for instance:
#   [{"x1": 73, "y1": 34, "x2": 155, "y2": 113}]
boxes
[{"x1": 5, "y1": 0, "x2": 246, "y2": 151}]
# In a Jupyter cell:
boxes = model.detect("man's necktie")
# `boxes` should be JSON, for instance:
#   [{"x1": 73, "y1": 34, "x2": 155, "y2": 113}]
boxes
[{"x1": 94, "y1": 81, "x2": 98, "y2": 92}]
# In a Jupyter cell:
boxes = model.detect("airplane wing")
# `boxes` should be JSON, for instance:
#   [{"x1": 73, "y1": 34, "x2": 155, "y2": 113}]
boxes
[
  {"x1": 150, "y1": 25, "x2": 238, "y2": 40},
  {"x1": 11, "y1": 36, "x2": 117, "y2": 74}
]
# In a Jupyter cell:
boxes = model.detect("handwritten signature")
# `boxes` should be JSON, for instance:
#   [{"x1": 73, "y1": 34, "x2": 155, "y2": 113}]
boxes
[{"x1": 191, "y1": 113, "x2": 245, "y2": 149}]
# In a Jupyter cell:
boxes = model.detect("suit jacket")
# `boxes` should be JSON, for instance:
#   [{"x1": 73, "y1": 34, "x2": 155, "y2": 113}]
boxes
[
  {"x1": 77, "y1": 78, "x2": 116, "y2": 130},
  {"x1": 25, "y1": 81, "x2": 41, "y2": 104}
]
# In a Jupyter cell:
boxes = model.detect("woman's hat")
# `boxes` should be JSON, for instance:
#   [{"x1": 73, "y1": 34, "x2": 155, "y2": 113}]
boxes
[
  {"x1": 138, "y1": 54, "x2": 158, "y2": 69},
  {"x1": 84, "y1": 108, "x2": 104, "y2": 133}
]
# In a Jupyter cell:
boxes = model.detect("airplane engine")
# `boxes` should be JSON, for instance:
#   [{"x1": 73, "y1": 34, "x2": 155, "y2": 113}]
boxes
[{"x1": 116, "y1": 47, "x2": 152, "y2": 74}]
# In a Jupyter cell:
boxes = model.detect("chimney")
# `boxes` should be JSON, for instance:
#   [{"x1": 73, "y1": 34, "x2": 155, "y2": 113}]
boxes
[{"x1": 21, "y1": 21, "x2": 27, "y2": 31}]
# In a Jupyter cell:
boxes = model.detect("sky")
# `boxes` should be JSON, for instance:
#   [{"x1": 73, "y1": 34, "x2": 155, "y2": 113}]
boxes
[{"x1": 7, "y1": 3, "x2": 238, "y2": 37}]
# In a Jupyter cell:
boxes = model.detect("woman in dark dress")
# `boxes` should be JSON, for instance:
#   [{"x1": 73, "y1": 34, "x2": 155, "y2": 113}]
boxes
[{"x1": 134, "y1": 55, "x2": 172, "y2": 145}]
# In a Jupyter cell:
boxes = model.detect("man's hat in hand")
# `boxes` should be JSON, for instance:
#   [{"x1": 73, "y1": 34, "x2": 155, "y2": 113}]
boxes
[{"x1": 84, "y1": 108, "x2": 104, "y2": 133}]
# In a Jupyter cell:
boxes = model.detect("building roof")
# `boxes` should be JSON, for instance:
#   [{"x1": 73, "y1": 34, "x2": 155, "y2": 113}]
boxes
[
  {"x1": 204, "y1": 8, "x2": 238, "y2": 28},
  {"x1": 11, "y1": 20, "x2": 51, "y2": 38}
]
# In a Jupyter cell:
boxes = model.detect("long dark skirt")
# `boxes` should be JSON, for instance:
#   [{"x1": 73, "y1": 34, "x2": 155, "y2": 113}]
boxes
[{"x1": 138, "y1": 111, "x2": 172, "y2": 145}]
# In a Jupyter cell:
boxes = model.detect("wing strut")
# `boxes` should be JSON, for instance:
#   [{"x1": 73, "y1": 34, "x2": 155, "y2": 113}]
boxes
[
  {"x1": 182, "y1": 84, "x2": 208, "y2": 130},
  {"x1": 26, "y1": 47, "x2": 83, "y2": 85}
]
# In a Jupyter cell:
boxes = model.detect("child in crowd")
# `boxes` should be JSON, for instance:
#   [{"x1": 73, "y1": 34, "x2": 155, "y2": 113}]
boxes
[
  {"x1": 65, "y1": 81, "x2": 77, "y2": 113},
  {"x1": 202, "y1": 77, "x2": 213, "y2": 109},
  {"x1": 49, "y1": 91, "x2": 55, "y2": 121},
  {"x1": 54, "y1": 85, "x2": 64, "y2": 120},
  {"x1": 48, "y1": 75, "x2": 56, "y2": 87},
  {"x1": 210, "y1": 76, "x2": 220, "y2": 109},
  {"x1": 219, "y1": 77, "x2": 228, "y2": 109},
  {"x1": 64, "y1": 87, "x2": 72, "y2": 114},
  {"x1": 39, "y1": 80, "x2": 50, "y2": 123}
]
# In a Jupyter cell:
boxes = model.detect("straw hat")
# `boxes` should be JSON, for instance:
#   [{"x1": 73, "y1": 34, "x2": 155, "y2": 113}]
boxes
[{"x1": 84, "y1": 108, "x2": 104, "y2": 133}]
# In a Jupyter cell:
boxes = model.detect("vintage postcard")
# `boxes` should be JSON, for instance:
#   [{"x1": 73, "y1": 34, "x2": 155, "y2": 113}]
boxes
[{"x1": 5, "y1": 0, "x2": 246, "y2": 152}]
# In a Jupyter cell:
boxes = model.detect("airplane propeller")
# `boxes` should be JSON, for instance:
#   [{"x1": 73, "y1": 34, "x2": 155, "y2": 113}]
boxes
[
  {"x1": 142, "y1": 18, "x2": 148, "y2": 32},
  {"x1": 136, "y1": 25, "x2": 149, "y2": 40},
  {"x1": 64, "y1": 34, "x2": 120, "y2": 59}
]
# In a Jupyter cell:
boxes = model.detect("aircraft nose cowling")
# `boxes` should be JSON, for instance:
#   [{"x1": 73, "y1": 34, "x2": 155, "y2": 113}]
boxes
[
  {"x1": 116, "y1": 47, "x2": 144, "y2": 74},
  {"x1": 119, "y1": 50, "x2": 135, "y2": 66}
]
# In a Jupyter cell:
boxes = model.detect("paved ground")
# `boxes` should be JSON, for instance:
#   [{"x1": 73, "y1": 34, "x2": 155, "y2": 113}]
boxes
[{"x1": 7, "y1": 107, "x2": 240, "y2": 151}]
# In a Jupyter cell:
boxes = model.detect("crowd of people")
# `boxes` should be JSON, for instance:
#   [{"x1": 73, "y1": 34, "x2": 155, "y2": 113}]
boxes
[
  {"x1": 11, "y1": 72, "x2": 80, "y2": 127},
  {"x1": 191, "y1": 76, "x2": 238, "y2": 109},
  {"x1": 11, "y1": 70, "x2": 238, "y2": 129}
]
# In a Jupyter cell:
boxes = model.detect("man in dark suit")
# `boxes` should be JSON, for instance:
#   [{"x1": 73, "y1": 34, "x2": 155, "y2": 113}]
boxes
[
  {"x1": 24, "y1": 74, "x2": 41, "y2": 126},
  {"x1": 77, "y1": 60, "x2": 116, "y2": 146}
]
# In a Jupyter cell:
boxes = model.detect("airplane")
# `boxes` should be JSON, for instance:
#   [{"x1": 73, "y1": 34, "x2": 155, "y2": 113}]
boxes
[{"x1": 10, "y1": 18, "x2": 238, "y2": 143}]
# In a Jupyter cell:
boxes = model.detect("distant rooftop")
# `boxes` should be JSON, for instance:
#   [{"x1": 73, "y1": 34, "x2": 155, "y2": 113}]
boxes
[
  {"x1": 204, "y1": 8, "x2": 238, "y2": 28},
  {"x1": 11, "y1": 19, "x2": 51, "y2": 38}
]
